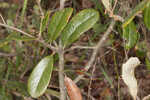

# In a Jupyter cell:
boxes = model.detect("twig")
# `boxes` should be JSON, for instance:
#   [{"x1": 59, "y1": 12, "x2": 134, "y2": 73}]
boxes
[
  {"x1": 58, "y1": 45, "x2": 66, "y2": 100},
  {"x1": 36, "y1": 39, "x2": 57, "y2": 51},
  {"x1": 0, "y1": 23, "x2": 33, "y2": 38},
  {"x1": 81, "y1": 89, "x2": 96, "y2": 100},
  {"x1": 58, "y1": 0, "x2": 66, "y2": 100},
  {"x1": 65, "y1": 46, "x2": 96, "y2": 52},
  {"x1": 36, "y1": 0, "x2": 44, "y2": 17},
  {"x1": 0, "y1": 13, "x2": 6, "y2": 24},
  {"x1": 36, "y1": 0, "x2": 44, "y2": 38},
  {"x1": 0, "y1": 52, "x2": 16, "y2": 57},
  {"x1": 74, "y1": 20, "x2": 116, "y2": 83},
  {"x1": 112, "y1": 0, "x2": 118, "y2": 12},
  {"x1": 0, "y1": 22, "x2": 57, "y2": 51},
  {"x1": 60, "y1": 0, "x2": 66, "y2": 10},
  {"x1": 20, "y1": 0, "x2": 28, "y2": 27},
  {"x1": 88, "y1": 62, "x2": 96, "y2": 100}
]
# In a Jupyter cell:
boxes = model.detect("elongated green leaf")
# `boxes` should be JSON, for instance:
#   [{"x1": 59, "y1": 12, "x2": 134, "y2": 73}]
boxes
[
  {"x1": 122, "y1": 0, "x2": 149, "y2": 28},
  {"x1": 7, "y1": 33, "x2": 36, "y2": 41},
  {"x1": 144, "y1": 2, "x2": 150, "y2": 30},
  {"x1": 123, "y1": 21, "x2": 139, "y2": 49},
  {"x1": 61, "y1": 9, "x2": 99, "y2": 47},
  {"x1": 28, "y1": 56, "x2": 54, "y2": 98},
  {"x1": 40, "y1": 11, "x2": 51, "y2": 33},
  {"x1": 46, "y1": 89, "x2": 60, "y2": 98},
  {"x1": 100, "y1": 67, "x2": 114, "y2": 88},
  {"x1": 48, "y1": 8, "x2": 73, "y2": 42},
  {"x1": 0, "y1": 33, "x2": 35, "y2": 48},
  {"x1": 0, "y1": 39, "x2": 9, "y2": 48},
  {"x1": 146, "y1": 57, "x2": 150, "y2": 70}
]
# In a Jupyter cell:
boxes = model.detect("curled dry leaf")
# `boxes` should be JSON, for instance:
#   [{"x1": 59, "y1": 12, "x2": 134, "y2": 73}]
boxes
[
  {"x1": 64, "y1": 76, "x2": 82, "y2": 100},
  {"x1": 122, "y1": 57, "x2": 140, "y2": 100}
]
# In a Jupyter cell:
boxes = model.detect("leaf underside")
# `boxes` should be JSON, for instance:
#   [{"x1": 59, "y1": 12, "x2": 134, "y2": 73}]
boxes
[
  {"x1": 123, "y1": 21, "x2": 139, "y2": 49},
  {"x1": 122, "y1": 0, "x2": 150, "y2": 28}
]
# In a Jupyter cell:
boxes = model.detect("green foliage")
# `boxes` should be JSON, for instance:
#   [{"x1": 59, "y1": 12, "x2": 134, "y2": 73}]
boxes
[
  {"x1": 46, "y1": 89, "x2": 60, "y2": 98},
  {"x1": 135, "y1": 41, "x2": 147, "y2": 57},
  {"x1": 6, "y1": 81, "x2": 29, "y2": 96},
  {"x1": 48, "y1": 8, "x2": 73, "y2": 42},
  {"x1": 27, "y1": 56, "x2": 54, "y2": 98},
  {"x1": 20, "y1": 0, "x2": 28, "y2": 27},
  {"x1": 144, "y1": 2, "x2": 150, "y2": 30},
  {"x1": 61, "y1": 9, "x2": 99, "y2": 47},
  {"x1": 122, "y1": 0, "x2": 149, "y2": 28},
  {"x1": 6, "y1": 33, "x2": 36, "y2": 41},
  {"x1": 40, "y1": 11, "x2": 51, "y2": 34},
  {"x1": 0, "y1": 2, "x2": 10, "y2": 8},
  {"x1": 146, "y1": 57, "x2": 150, "y2": 70},
  {"x1": 123, "y1": 21, "x2": 139, "y2": 49},
  {"x1": 92, "y1": 23, "x2": 107, "y2": 40},
  {"x1": 0, "y1": 59, "x2": 6, "y2": 80}
]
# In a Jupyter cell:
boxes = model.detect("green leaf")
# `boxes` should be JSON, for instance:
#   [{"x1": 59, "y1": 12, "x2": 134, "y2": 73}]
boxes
[
  {"x1": 28, "y1": 56, "x2": 54, "y2": 98},
  {"x1": 61, "y1": 9, "x2": 99, "y2": 47},
  {"x1": 0, "y1": 33, "x2": 35, "y2": 48},
  {"x1": 46, "y1": 89, "x2": 60, "y2": 98},
  {"x1": 40, "y1": 11, "x2": 51, "y2": 34},
  {"x1": 122, "y1": 0, "x2": 149, "y2": 28},
  {"x1": 48, "y1": 8, "x2": 73, "y2": 42},
  {"x1": 123, "y1": 21, "x2": 139, "y2": 49},
  {"x1": 144, "y1": 2, "x2": 150, "y2": 30},
  {"x1": 146, "y1": 57, "x2": 150, "y2": 70},
  {"x1": 0, "y1": 39, "x2": 9, "y2": 48},
  {"x1": 0, "y1": 59, "x2": 6, "y2": 81},
  {"x1": 7, "y1": 33, "x2": 36, "y2": 41}
]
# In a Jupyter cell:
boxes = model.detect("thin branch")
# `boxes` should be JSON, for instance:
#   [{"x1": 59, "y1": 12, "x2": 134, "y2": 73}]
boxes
[
  {"x1": 81, "y1": 89, "x2": 96, "y2": 100},
  {"x1": 0, "y1": 23, "x2": 34, "y2": 38},
  {"x1": 65, "y1": 46, "x2": 96, "y2": 52},
  {"x1": 0, "y1": 14, "x2": 6, "y2": 24},
  {"x1": 36, "y1": 39, "x2": 57, "y2": 51},
  {"x1": 36, "y1": 0, "x2": 44, "y2": 38},
  {"x1": 88, "y1": 62, "x2": 96, "y2": 100},
  {"x1": 60, "y1": 0, "x2": 66, "y2": 10},
  {"x1": 36, "y1": 0, "x2": 44, "y2": 17},
  {"x1": 58, "y1": 46, "x2": 66, "y2": 100},
  {"x1": 0, "y1": 52, "x2": 16, "y2": 57},
  {"x1": 74, "y1": 20, "x2": 116, "y2": 83},
  {"x1": 58, "y1": 0, "x2": 66, "y2": 100},
  {"x1": 0, "y1": 23, "x2": 57, "y2": 51},
  {"x1": 112, "y1": 0, "x2": 118, "y2": 12}
]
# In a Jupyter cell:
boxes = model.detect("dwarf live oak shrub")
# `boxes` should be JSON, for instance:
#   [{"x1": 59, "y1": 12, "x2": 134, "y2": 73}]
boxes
[{"x1": 27, "y1": 8, "x2": 99, "y2": 98}]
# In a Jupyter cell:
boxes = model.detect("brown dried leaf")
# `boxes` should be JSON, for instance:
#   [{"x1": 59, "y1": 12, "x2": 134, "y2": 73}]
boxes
[{"x1": 64, "y1": 76, "x2": 82, "y2": 100}]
